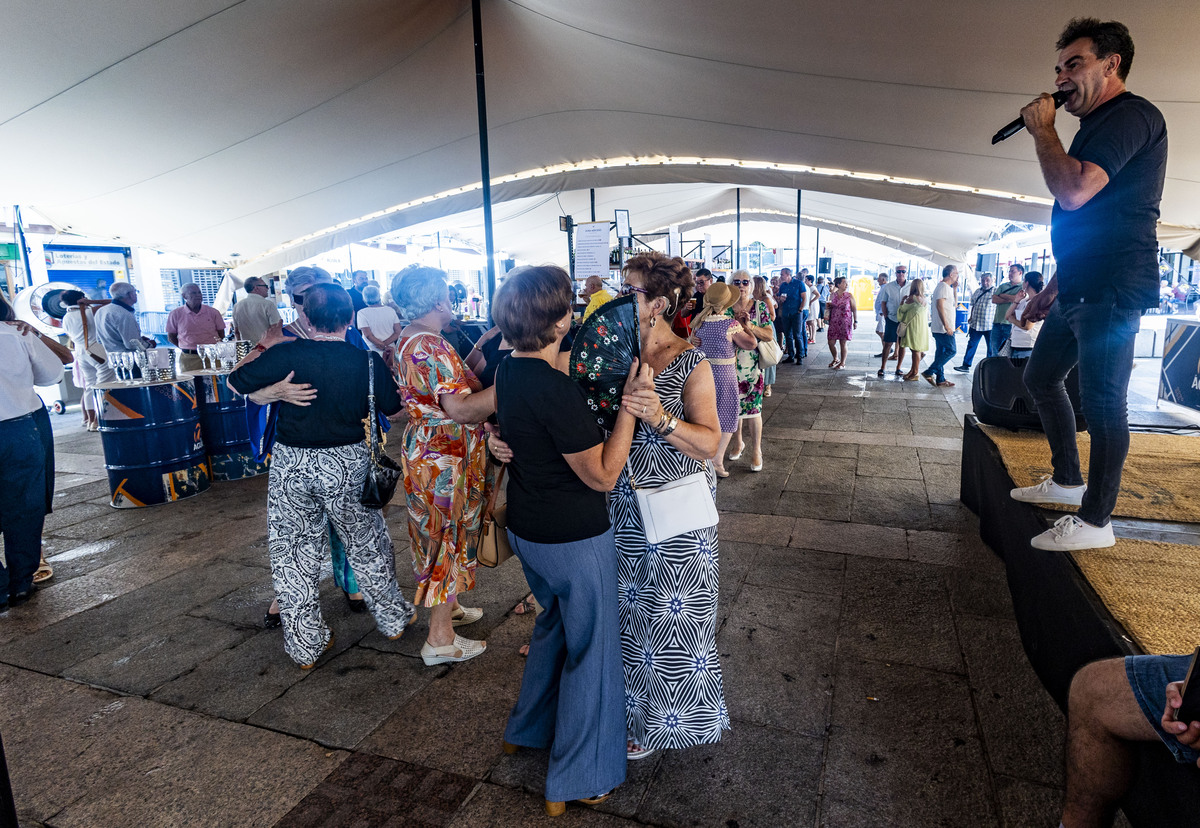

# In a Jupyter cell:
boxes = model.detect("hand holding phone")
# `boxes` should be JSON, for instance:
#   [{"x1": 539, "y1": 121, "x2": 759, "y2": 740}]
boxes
[{"x1": 1173, "y1": 646, "x2": 1200, "y2": 726}]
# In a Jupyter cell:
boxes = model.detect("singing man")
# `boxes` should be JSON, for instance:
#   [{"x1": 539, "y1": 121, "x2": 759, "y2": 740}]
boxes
[{"x1": 1010, "y1": 18, "x2": 1167, "y2": 552}]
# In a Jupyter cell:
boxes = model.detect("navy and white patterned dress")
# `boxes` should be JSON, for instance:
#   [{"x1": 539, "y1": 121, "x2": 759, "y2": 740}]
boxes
[{"x1": 609, "y1": 348, "x2": 730, "y2": 750}]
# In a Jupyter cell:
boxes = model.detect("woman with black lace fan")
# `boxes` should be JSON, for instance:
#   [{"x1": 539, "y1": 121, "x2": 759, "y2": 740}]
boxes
[{"x1": 611, "y1": 252, "x2": 728, "y2": 762}]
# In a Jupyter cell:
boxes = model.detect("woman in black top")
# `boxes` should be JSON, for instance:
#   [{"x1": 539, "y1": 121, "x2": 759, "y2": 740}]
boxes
[
  {"x1": 491, "y1": 265, "x2": 646, "y2": 816},
  {"x1": 228, "y1": 284, "x2": 416, "y2": 669}
]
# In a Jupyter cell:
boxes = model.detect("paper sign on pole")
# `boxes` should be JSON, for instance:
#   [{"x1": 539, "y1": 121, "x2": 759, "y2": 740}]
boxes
[
  {"x1": 573, "y1": 221, "x2": 611, "y2": 281},
  {"x1": 667, "y1": 226, "x2": 681, "y2": 257}
]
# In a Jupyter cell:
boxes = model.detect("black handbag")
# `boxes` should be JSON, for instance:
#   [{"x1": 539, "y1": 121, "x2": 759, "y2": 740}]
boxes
[{"x1": 361, "y1": 353, "x2": 403, "y2": 509}]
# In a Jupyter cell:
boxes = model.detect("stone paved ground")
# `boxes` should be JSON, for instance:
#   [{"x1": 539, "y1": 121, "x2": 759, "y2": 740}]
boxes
[{"x1": 7, "y1": 322, "x2": 1156, "y2": 827}]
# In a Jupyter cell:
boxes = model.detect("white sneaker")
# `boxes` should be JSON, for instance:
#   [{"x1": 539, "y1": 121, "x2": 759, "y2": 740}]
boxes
[
  {"x1": 450, "y1": 605, "x2": 483, "y2": 627},
  {"x1": 1011, "y1": 476, "x2": 1086, "y2": 507},
  {"x1": 1030, "y1": 515, "x2": 1116, "y2": 552},
  {"x1": 421, "y1": 635, "x2": 487, "y2": 665}
]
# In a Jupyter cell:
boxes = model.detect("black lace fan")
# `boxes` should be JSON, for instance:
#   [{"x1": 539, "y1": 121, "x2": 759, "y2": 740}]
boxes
[{"x1": 569, "y1": 293, "x2": 641, "y2": 430}]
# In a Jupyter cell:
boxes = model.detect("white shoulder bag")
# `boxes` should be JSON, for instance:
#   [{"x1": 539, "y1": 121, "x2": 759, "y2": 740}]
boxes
[{"x1": 631, "y1": 465, "x2": 719, "y2": 545}]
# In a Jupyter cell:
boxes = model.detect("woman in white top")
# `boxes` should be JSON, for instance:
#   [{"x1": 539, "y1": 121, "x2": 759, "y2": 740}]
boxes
[
  {"x1": 60, "y1": 290, "x2": 102, "y2": 430},
  {"x1": 1005, "y1": 271, "x2": 1044, "y2": 360},
  {"x1": 355, "y1": 285, "x2": 402, "y2": 366}
]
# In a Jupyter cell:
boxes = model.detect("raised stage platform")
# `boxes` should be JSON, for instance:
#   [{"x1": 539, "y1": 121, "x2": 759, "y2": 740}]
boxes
[{"x1": 960, "y1": 415, "x2": 1200, "y2": 826}]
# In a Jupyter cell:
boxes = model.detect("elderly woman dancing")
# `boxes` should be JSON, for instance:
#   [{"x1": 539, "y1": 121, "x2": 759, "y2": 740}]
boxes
[
  {"x1": 228, "y1": 284, "x2": 416, "y2": 668},
  {"x1": 611, "y1": 252, "x2": 728, "y2": 761},
  {"x1": 392, "y1": 266, "x2": 496, "y2": 666}
]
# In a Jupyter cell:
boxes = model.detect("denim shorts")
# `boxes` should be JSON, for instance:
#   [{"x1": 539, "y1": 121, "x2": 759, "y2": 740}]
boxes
[{"x1": 1126, "y1": 654, "x2": 1200, "y2": 764}]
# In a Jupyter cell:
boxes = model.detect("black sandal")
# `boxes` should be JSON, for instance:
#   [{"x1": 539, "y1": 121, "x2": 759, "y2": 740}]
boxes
[{"x1": 263, "y1": 609, "x2": 281, "y2": 629}]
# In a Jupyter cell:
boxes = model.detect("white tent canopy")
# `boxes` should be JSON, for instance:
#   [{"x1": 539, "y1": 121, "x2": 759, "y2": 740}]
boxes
[{"x1": 3, "y1": 1, "x2": 1197, "y2": 275}]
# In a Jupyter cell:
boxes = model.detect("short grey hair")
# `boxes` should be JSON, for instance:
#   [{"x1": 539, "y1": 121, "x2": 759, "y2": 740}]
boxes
[
  {"x1": 391, "y1": 266, "x2": 448, "y2": 319},
  {"x1": 363, "y1": 285, "x2": 382, "y2": 305},
  {"x1": 109, "y1": 282, "x2": 136, "y2": 300},
  {"x1": 285, "y1": 266, "x2": 333, "y2": 297}
]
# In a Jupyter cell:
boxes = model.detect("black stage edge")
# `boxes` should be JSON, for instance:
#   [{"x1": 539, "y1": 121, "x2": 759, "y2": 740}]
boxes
[{"x1": 961, "y1": 414, "x2": 1200, "y2": 826}]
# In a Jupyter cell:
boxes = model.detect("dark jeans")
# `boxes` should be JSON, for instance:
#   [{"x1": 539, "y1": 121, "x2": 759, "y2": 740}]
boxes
[
  {"x1": 778, "y1": 312, "x2": 803, "y2": 360},
  {"x1": 989, "y1": 324, "x2": 1011, "y2": 357},
  {"x1": 1023, "y1": 301, "x2": 1142, "y2": 527},
  {"x1": 923, "y1": 332, "x2": 957, "y2": 383},
  {"x1": 0, "y1": 413, "x2": 49, "y2": 601},
  {"x1": 959, "y1": 327, "x2": 992, "y2": 367}
]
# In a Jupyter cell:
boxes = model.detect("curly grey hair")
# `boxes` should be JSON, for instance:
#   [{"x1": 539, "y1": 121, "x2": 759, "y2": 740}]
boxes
[
  {"x1": 363, "y1": 285, "x2": 382, "y2": 305},
  {"x1": 285, "y1": 266, "x2": 333, "y2": 297},
  {"x1": 391, "y1": 266, "x2": 448, "y2": 319}
]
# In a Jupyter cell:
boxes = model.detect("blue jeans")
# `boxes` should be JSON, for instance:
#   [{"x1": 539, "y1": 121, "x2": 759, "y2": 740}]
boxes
[
  {"x1": 1126, "y1": 655, "x2": 1200, "y2": 764},
  {"x1": 505, "y1": 527, "x2": 626, "y2": 802},
  {"x1": 779, "y1": 312, "x2": 803, "y2": 360},
  {"x1": 1023, "y1": 301, "x2": 1141, "y2": 526},
  {"x1": 989, "y1": 324, "x2": 1011, "y2": 357},
  {"x1": 959, "y1": 327, "x2": 992, "y2": 367},
  {"x1": 0, "y1": 413, "x2": 49, "y2": 601},
  {"x1": 923, "y1": 332, "x2": 957, "y2": 383}
]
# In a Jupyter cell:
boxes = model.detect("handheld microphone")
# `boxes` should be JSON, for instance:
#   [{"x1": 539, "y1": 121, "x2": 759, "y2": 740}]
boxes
[{"x1": 991, "y1": 90, "x2": 1070, "y2": 144}]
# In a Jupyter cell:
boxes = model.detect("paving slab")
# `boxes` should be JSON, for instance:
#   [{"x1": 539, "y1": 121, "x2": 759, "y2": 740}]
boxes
[
  {"x1": 922, "y1": 460, "x2": 962, "y2": 504},
  {"x1": 782, "y1": 455, "x2": 857, "y2": 495},
  {"x1": 150, "y1": 628, "x2": 316, "y2": 721},
  {"x1": 944, "y1": 566, "x2": 1015, "y2": 621},
  {"x1": 798, "y1": 439, "x2": 859, "y2": 459},
  {"x1": 820, "y1": 658, "x2": 998, "y2": 828},
  {"x1": 744, "y1": 545, "x2": 845, "y2": 596},
  {"x1": 715, "y1": 511, "x2": 796, "y2": 547},
  {"x1": 775, "y1": 490, "x2": 853, "y2": 522},
  {"x1": 715, "y1": 470, "x2": 787, "y2": 513},
  {"x1": 718, "y1": 605, "x2": 835, "y2": 736},
  {"x1": 850, "y1": 474, "x2": 933, "y2": 530},
  {"x1": 957, "y1": 614, "x2": 1065, "y2": 786},
  {"x1": 839, "y1": 557, "x2": 963, "y2": 674},
  {"x1": 247, "y1": 645, "x2": 438, "y2": 749},
  {"x1": 64, "y1": 614, "x2": 255, "y2": 695},
  {"x1": 272, "y1": 751, "x2": 476, "y2": 828},
  {"x1": 635, "y1": 721, "x2": 824, "y2": 828},
  {"x1": 359, "y1": 614, "x2": 530, "y2": 779},
  {"x1": 906, "y1": 529, "x2": 1005, "y2": 574},
  {"x1": 862, "y1": 411, "x2": 913, "y2": 434},
  {"x1": 788, "y1": 517, "x2": 907, "y2": 559},
  {"x1": 0, "y1": 561, "x2": 264, "y2": 673},
  {"x1": 994, "y1": 776, "x2": 1064, "y2": 828},
  {"x1": 856, "y1": 444, "x2": 923, "y2": 480}
]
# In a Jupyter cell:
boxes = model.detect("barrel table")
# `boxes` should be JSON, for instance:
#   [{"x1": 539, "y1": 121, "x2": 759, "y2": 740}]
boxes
[
  {"x1": 188, "y1": 372, "x2": 269, "y2": 480},
  {"x1": 95, "y1": 378, "x2": 211, "y2": 508}
]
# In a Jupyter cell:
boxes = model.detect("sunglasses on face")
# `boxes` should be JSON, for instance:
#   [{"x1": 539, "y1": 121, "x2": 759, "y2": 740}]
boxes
[
  {"x1": 732, "y1": 279, "x2": 751, "y2": 286},
  {"x1": 619, "y1": 284, "x2": 648, "y2": 297},
  {"x1": 292, "y1": 292, "x2": 305, "y2": 305}
]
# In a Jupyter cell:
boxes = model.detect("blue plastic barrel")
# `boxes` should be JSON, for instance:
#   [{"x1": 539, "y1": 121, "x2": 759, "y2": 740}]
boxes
[
  {"x1": 955, "y1": 302, "x2": 970, "y2": 334},
  {"x1": 193, "y1": 374, "x2": 269, "y2": 480},
  {"x1": 96, "y1": 379, "x2": 211, "y2": 508}
]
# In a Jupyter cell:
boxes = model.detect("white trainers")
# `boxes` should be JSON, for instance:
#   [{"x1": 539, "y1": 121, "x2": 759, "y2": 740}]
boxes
[
  {"x1": 1011, "y1": 476, "x2": 1086, "y2": 507},
  {"x1": 1031, "y1": 515, "x2": 1116, "y2": 552},
  {"x1": 421, "y1": 635, "x2": 487, "y2": 665},
  {"x1": 450, "y1": 605, "x2": 483, "y2": 627}
]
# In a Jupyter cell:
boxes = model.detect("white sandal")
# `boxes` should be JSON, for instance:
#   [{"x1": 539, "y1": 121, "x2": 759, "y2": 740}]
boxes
[{"x1": 421, "y1": 635, "x2": 487, "y2": 665}]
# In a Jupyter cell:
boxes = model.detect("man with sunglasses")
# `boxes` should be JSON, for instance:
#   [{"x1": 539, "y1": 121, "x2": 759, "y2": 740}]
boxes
[
  {"x1": 877, "y1": 266, "x2": 909, "y2": 376},
  {"x1": 775, "y1": 268, "x2": 805, "y2": 364}
]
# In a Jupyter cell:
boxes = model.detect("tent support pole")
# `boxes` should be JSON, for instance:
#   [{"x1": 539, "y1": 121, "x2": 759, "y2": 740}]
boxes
[
  {"x1": 471, "y1": 0, "x2": 496, "y2": 315},
  {"x1": 795, "y1": 190, "x2": 802, "y2": 274},
  {"x1": 815, "y1": 228, "x2": 820, "y2": 276},
  {"x1": 735, "y1": 188, "x2": 741, "y2": 271},
  {"x1": 590, "y1": 189, "x2": 596, "y2": 222}
]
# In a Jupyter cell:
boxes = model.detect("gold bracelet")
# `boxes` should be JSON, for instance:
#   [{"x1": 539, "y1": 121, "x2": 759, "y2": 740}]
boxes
[{"x1": 660, "y1": 415, "x2": 679, "y2": 436}]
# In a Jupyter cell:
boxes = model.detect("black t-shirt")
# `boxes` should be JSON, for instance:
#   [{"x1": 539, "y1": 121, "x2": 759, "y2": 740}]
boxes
[
  {"x1": 1051, "y1": 92, "x2": 1167, "y2": 309},
  {"x1": 228, "y1": 339, "x2": 402, "y2": 448},
  {"x1": 495, "y1": 356, "x2": 608, "y2": 544}
]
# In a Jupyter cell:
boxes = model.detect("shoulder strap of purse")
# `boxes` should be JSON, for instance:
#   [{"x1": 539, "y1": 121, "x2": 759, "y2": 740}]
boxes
[
  {"x1": 366, "y1": 351, "x2": 380, "y2": 455},
  {"x1": 483, "y1": 361, "x2": 506, "y2": 518}
]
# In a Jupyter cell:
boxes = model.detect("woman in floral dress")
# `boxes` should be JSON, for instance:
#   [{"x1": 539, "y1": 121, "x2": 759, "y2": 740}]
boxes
[
  {"x1": 728, "y1": 270, "x2": 773, "y2": 472},
  {"x1": 825, "y1": 276, "x2": 857, "y2": 369},
  {"x1": 392, "y1": 266, "x2": 497, "y2": 666}
]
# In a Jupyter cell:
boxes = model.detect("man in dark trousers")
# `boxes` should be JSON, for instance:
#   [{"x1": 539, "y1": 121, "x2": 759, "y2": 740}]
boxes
[
  {"x1": 1011, "y1": 18, "x2": 1167, "y2": 552},
  {"x1": 775, "y1": 268, "x2": 805, "y2": 363}
]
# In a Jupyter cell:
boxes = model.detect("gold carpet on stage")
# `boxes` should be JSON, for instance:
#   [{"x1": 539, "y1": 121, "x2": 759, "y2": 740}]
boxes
[
  {"x1": 980, "y1": 425, "x2": 1200, "y2": 523},
  {"x1": 1071, "y1": 540, "x2": 1200, "y2": 656}
]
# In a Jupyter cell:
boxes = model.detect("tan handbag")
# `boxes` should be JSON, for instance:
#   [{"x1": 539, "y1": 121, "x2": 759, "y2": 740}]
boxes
[{"x1": 477, "y1": 463, "x2": 513, "y2": 567}]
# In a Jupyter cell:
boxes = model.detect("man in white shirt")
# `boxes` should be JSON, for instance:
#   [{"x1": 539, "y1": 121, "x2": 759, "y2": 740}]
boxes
[
  {"x1": 233, "y1": 277, "x2": 282, "y2": 345},
  {"x1": 94, "y1": 282, "x2": 154, "y2": 383},
  {"x1": 0, "y1": 319, "x2": 63, "y2": 609},
  {"x1": 355, "y1": 285, "x2": 402, "y2": 359},
  {"x1": 922, "y1": 265, "x2": 960, "y2": 387},
  {"x1": 876, "y1": 266, "x2": 909, "y2": 377}
]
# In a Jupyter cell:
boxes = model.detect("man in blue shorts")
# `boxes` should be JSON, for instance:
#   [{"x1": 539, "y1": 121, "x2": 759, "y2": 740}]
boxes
[
  {"x1": 876, "y1": 265, "x2": 908, "y2": 377},
  {"x1": 1061, "y1": 654, "x2": 1198, "y2": 827}
]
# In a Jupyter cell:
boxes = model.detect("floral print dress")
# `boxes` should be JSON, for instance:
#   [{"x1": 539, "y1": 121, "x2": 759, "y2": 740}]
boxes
[
  {"x1": 395, "y1": 332, "x2": 489, "y2": 606},
  {"x1": 734, "y1": 299, "x2": 770, "y2": 417}
]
